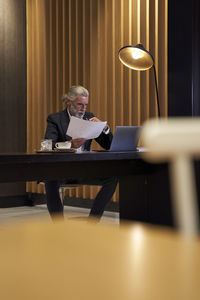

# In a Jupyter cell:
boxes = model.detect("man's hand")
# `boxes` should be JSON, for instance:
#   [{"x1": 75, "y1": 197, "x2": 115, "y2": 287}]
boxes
[
  {"x1": 89, "y1": 117, "x2": 108, "y2": 131},
  {"x1": 71, "y1": 138, "x2": 86, "y2": 149},
  {"x1": 89, "y1": 117, "x2": 101, "y2": 122}
]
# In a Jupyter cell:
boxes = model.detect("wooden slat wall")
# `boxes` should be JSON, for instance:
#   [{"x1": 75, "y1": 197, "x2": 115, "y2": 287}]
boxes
[{"x1": 26, "y1": 0, "x2": 168, "y2": 201}]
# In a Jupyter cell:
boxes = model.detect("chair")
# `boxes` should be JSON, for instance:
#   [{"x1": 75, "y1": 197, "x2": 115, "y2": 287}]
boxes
[
  {"x1": 141, "y1": 117, "x2": 200, "y2": 236},
  {"x1": 39, "y1": 182, "x2": 80, "y2": 204},
  {"x1": 58, "y1": 184, "x2": 80, "y2": 204}
]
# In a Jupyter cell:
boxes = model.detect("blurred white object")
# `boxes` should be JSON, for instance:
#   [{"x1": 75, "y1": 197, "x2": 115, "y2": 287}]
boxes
[
  {"x1": 40, "y1": 139, "x2": 52, "y2": 151},
  {"x1": 141, "y1": 118, "x2": 200, "y2": 236}
]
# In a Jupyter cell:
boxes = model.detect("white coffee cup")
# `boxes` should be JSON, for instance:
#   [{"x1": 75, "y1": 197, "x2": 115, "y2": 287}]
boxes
[{"x1": 55, "y1": 141, "x2": 71, "y2": 149}]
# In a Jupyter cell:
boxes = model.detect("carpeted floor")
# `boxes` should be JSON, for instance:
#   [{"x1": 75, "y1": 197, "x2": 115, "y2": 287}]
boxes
[{"x1": 0, "y1": 204, "x2": 119, "y2": 226}]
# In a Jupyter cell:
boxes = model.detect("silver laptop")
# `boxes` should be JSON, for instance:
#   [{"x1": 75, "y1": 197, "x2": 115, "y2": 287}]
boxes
[
  {"x1": 93, "y1": 126, "x2": 141, "y2": 152},
  {"x1": 109, "y1": 126, "x2": 141, "y2": 152}
]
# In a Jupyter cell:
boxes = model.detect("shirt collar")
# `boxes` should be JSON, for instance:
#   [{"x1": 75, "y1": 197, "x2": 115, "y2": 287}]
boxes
[{"x1": 67, "y1": 107, "x2": 71, "y2": 119}]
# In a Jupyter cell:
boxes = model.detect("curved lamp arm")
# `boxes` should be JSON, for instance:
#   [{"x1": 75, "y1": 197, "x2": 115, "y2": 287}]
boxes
[{"x1": 118, "y1": 44, "x2": 160, "y2": 117}]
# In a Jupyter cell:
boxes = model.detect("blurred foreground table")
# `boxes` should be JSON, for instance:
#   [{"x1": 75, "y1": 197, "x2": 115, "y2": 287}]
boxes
[{"x1": 0, "y1": 219, "x2": 199, "y2": 300}]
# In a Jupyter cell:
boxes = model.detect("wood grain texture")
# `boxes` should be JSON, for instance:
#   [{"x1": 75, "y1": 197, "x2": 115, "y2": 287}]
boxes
[
  {"x1": 0, "y1": 0, "x2": 26, "y2": 196},
  {"x1": 26, "y1": 0, "x2": 168, "y2": 200}
]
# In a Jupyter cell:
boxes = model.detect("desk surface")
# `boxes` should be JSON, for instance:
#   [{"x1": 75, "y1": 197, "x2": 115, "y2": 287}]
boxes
[
  {"x1": 0, "y1": 150, "x2": 141, "y2": 163},
  {"x1": 0, "y1": 151, "x2": 153, "y2": 182},
  {"x1": 0, "y1": 219, "x2": 199, "y2": 300}
]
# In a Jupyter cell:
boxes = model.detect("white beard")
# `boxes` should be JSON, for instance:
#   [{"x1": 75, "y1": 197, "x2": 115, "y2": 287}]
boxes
[{"x1": 69, "y1": 103, "x2": 85, "y2": 119}]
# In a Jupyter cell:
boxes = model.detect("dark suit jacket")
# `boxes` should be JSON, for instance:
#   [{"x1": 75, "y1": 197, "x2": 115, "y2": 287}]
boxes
[{"x1": 45, "y1": 109, "x2": 113, "y2": 150}]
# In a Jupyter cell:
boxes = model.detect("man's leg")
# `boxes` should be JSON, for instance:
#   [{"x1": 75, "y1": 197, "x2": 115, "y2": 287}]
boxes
[
  {"x1": 88, "y1": 177, "x2": 118, "y2": 218},
  {"x1": 45, "y1": 177, "x2": 118, "y2": 220},
  {"x1": 45, "y1": 181, "x2": 64, "y2": 219}
]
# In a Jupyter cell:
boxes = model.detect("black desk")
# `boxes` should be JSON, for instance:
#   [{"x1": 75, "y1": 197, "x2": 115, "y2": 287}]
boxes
[{"x1": 0, "y1": 151, "x2": 173, "y2": 226}]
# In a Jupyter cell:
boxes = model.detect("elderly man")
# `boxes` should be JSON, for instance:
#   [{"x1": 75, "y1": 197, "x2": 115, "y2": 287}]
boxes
[{"x1": 45, "y1": 85, "x2": 118, "y2": 220}]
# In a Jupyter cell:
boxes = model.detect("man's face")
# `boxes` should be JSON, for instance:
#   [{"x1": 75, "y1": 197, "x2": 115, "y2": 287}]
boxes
[{"x1": 68, "y1": 96, "x2": 89, "y2": 119}]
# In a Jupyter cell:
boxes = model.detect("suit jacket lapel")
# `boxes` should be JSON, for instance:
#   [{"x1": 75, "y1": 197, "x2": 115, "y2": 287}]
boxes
[
  {"x1": 83, "y1": 112, "x2": 91, "y2": 120},
  {"x1": 60, "y1": 109, "x2": 71, "y2": 141}
]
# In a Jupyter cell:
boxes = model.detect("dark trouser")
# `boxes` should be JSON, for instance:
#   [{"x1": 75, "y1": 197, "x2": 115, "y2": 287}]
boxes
[{"x1": 45, "y1": 177, "x2": 118, "y2": 219}]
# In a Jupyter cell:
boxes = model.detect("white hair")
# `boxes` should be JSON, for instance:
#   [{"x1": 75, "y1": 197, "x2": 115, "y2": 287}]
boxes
[{"x1": 61, "y1": 85, "x2": 89, "y2": 104}]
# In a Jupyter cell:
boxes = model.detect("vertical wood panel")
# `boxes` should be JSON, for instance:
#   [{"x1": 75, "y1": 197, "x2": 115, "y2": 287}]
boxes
[
  {"x1": 128, "y1": 0, "x2": 132, "y2": 125},
  {"x1": 27, "y1": 0, "x2": 168, "y2": 202},
  {"x1": 149, "y1": 0, "x2": 156, "y2": 117},
  {"x1": 0, "y1": 0, "x2": 26, "y2": 196},
  {"x1": 140, "y1": 0, "x2": 148, "y2": 122},
  {"x1": 145, "y1": 0, "x2": 150, "y2": 120},
  {"x1": 136, "y1": 0, "x2": 141, "y2": 125}
]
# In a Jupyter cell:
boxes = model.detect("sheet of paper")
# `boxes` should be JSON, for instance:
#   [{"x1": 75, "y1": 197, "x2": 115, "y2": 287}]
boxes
[{"x1": 66, "y1": 116, "x2": 107, "y2": 139}]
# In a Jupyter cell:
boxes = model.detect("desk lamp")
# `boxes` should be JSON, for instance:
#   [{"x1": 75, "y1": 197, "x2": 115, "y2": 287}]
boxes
[{"x1": 118, "y1": 44, "x2": 160, "y2": 117}]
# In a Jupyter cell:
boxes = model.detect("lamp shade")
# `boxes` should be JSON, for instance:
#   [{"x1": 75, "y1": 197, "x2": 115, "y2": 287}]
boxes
[{"x1": 118, "y1": 44, "x2": 154, "y2": 71}]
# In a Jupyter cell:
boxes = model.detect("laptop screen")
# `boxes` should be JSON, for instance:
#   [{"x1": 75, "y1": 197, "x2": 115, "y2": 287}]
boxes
[{"x1": 109, "y1": 126, "x2": 141, "y2": 152}]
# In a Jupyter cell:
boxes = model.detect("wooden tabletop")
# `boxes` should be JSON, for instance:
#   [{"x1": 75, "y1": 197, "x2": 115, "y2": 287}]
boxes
[{"x1": 0, "y1": 218, "x2": 199, "y2": 300}]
